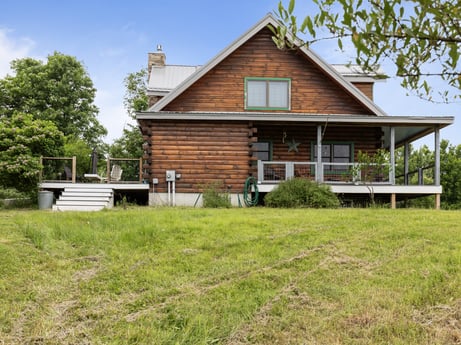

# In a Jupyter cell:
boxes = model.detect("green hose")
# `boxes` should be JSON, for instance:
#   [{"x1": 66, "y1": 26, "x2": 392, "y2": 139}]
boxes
[{"x1": 243, "y1": 176, "x2": 259, "y2": 207}]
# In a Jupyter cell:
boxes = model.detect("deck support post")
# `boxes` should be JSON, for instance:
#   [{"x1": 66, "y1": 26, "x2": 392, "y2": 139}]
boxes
[
  {"x1": 317, "y1": 125, "x2": 323, "y2": 183},
  {"x1": 435, "y1": 193, "x2": 441, "y2": 210},
  {"x1": 72, "y1": 156, "x2": 77, "y2": 183},
  {"x1": 390, "y1": 193, "x2": 396, "y2": 209}
]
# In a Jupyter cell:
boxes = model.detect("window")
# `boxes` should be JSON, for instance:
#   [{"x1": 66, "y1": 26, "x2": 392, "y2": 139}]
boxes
[
  {"x1": 253, "y1": 141, "x2": 271, "y2": 161},
  {"x1": 313, "y1": 143, "x2": 352, "y2": 163},
  {"x1": 245, "y1": 78, "x2": 290, "y2": 110},
  {"x1": 313, "y1": 143, "x2": 353, "y2": 180}
]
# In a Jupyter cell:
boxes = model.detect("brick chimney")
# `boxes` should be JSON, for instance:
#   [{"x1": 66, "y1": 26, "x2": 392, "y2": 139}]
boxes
[{"x1": 147, "y1": 44, "x2": 165, "y2": 79}]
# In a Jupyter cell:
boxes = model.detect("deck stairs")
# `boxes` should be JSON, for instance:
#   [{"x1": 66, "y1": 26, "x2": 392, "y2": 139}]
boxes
[{"x1": 53, "y1": 185, "x2": 114, "y2": 211}]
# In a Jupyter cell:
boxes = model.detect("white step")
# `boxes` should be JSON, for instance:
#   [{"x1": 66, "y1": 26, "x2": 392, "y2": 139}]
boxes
[
  {"x1": 59, "y1": 194, "x2": 110, "y2": 201},
  {"x1": 55, "y1": 200, "x2": 109, "y2": 206},
  {"x1": 61, "y1": 192, "x2": 112, "y2": 198},
  {"x1": 64, "y1": 188, "x2": 112, "y2": 193},
  {"x1": 53, "y1": 205, "x2": 106, "y2": 211}
]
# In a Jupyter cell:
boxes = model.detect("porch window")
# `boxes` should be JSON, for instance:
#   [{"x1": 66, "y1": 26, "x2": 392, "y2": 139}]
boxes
[
  {"x1": 245, "y1": 78, "x2": 291, "y2": 110},
  {"x1": 313, "y1": 143, "x2": 352, "y2": 163},
  {"x1": 313, "y1": 143, "x2": 353, "y2": 178},
  {"x1": 253, "y1": 141, "x2": 271, "y2": 161}
]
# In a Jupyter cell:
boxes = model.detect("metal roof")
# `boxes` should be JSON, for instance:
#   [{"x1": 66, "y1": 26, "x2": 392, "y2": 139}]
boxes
[{"x1": 148, "y1": 65, "x2": 201, "y2": 95}]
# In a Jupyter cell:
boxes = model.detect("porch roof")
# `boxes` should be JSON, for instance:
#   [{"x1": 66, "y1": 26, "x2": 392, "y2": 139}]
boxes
[{"x1": 136, "y1": 111, "x2": 454, "y2": 146}]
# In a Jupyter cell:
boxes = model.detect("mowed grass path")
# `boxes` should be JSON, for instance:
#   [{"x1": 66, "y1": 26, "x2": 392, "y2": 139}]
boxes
[{"x1": 0, "y1": 208, "x2": 460, "y2": 344}]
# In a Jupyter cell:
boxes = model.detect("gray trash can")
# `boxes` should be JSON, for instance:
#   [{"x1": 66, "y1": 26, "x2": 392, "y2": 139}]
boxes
[{"x1": 38, "y1": 191, "x2": 54, "y2": 209}]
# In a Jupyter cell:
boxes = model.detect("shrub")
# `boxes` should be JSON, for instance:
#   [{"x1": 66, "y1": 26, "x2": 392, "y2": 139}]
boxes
[
  {"x1": 264, "y1": 178, "x2": 339, "y2": 208},
  {"x1": 202, "y1": 182, "x2": 231, "y2": 208}
]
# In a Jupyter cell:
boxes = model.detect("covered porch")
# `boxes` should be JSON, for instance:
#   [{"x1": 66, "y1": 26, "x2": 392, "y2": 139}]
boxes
[{"x1": 251, "y1": 113, "x2": 454, "y2": 209}]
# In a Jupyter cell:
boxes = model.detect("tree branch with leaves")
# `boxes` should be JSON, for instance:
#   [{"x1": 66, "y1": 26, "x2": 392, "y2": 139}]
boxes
[{"x1": 274, "y1": 0, "x2": 461, "y2": 102}]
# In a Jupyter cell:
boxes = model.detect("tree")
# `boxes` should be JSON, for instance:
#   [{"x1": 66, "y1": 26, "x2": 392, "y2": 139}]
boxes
[
  {"x1": 352, "y1": 149, "x2": 390, "y2": 206},
  {"x1": 0, "y1": 52, "x2": 107, "y2": 146},
  {"x1": 0, "y1": 113, "x2": 64, "y2": 193},
  {"x1": 440, "y1": 139, "x2": 461, "y2": 208},
  {"x1": 123, "y1": 68, "x2": 148, "y2": 120},
  {"x1": 109, "y1": 69, "x2": 148, "y2": 158},
  {"x1": 274, "y1": 0, "x2": 461, "y2": 101}
]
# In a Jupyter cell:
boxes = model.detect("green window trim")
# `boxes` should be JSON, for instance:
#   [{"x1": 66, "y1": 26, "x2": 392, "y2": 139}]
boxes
[{"x1": 244, "y1": 77, "x2": 291, "y2": 110}]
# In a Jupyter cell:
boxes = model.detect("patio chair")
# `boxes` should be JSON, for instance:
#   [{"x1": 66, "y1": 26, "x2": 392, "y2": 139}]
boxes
[
  {"x1": 63, "y1": 166, "x2": 73, "y2": 181},
  {"x1": 109, "y1": 164, "x2": 123, "y2": 182},
  {"x1": 83, "y1": 164, "x2": 123, "y2": 183}
]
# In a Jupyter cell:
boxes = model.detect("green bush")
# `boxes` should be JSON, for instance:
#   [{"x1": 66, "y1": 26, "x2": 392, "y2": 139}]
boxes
[
  {"x1": 265, "y1": 178, "x2": 339, "y2": 208},
  {"x1": 202, "y1": 182, "x2": 231, "y2": 208}
]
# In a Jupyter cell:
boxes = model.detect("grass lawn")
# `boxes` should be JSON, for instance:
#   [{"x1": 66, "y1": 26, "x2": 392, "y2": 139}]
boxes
[{"x1": 1, "y1": 207, "x2": 460, "y2": 344}]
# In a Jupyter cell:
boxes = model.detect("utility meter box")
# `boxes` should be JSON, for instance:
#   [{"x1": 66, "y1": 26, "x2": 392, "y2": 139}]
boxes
[{"x1": 166, "y1": 170, "x2": 176, "y2": 182}]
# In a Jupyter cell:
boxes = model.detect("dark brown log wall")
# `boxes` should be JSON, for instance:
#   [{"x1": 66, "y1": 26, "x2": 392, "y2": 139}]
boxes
[
  {"x1": 142, "y1": 121, "x2": 251, "y2": 193},
  {"x1": 164, "y1": 27, "x2": 374, "y2": 115}
]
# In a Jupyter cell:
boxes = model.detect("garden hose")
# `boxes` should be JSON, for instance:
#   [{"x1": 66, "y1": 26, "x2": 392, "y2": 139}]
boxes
[{"x1": 243, "y1": 176, "x2": 259, "y2": 207}]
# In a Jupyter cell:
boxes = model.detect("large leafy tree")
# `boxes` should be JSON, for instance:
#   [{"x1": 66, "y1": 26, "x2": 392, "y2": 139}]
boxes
[
  {"x1": 274, "y1": 0, "x2": 461, "y2": 101},
  {"x1": 0, "y1": 113, "x2": 64, "y2": 193},
  {"x1": 109, "y1": 69, "x2": 148, "y2": 159},
  {"x1": 0, "y1": 52, "x2": 107, "y2": 146}
]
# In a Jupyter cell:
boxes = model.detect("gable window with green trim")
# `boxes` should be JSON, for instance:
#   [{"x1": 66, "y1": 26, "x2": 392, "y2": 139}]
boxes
[{"x1": 245, "y1": 77, "x2": 291, "y2": 110}]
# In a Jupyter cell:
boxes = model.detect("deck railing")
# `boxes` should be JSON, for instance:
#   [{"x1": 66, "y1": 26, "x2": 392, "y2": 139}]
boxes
[
  {"x1": 40, "y1": 156, "x2": 77, "y2": 183},
  {"x1": 257, "y1": 161, "x2": 392, "y2": 184},
  {"x1": 40, "y1": 156, "x2": 143, "y2": 184}
]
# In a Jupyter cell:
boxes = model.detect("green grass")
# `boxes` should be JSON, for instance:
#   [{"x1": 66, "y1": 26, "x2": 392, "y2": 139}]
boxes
[{"x1": 1, "y1": 208, "x2": 461, "y2": 344}]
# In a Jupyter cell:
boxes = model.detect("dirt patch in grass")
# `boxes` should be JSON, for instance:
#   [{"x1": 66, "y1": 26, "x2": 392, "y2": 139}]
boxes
[{"x1": 413, "y1": 299, "x2": 461, "y2": 344}]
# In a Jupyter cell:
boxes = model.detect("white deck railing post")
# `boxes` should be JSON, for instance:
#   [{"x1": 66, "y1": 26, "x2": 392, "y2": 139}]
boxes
[{"x1": 257, "y1": 160, "x2": 263, "y2": 182}]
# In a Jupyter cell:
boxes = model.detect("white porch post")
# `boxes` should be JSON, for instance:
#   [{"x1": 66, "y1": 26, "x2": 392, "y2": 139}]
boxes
[
  {"x1": 390, "y1": 127, "x2": 395, "y2": 185},
  {"x1": 317, "y1": 125, "x2": 323, "y2": 183},
  {"x1": 434, "y1": 127, "x2": 441, "y2": 186},
  {"x1": 404, "y1": 142, "x2": 410, "y2": 185}
]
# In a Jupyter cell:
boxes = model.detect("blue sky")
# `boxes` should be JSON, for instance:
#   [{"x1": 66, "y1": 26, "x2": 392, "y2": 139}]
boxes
[{"x1": 1, "y1": 0, "x2": 458, "y2": 146}]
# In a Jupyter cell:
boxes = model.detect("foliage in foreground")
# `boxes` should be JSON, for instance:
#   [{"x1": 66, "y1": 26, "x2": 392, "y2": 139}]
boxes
[
  {"x1": 265, "y1": 177, "x2": 339, "y2": 208},
  {"x1": 275, "y1": 0, "x2": 461, "y2": 101},
  {"x1": 0, "y1": 208, "x2": 460, "y2": 344}
]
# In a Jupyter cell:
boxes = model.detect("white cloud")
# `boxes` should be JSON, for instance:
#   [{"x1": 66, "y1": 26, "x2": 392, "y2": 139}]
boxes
[{"x1": 0, "y1": 28, "x2": 35, "y2": 77}]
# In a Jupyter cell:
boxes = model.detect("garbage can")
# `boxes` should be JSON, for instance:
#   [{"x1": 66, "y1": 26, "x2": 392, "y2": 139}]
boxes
[{"x1": 38, "y1": 191, "x2": 54, "y2": 210}]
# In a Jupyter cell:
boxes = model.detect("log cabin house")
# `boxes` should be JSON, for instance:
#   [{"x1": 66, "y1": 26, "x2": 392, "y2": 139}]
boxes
[{"x1": 136, "y1": 14, "x2": 454, "y2": 208}]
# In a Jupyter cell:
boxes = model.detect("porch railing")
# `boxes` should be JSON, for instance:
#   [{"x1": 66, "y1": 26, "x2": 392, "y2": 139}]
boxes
[
  {"x1": 257, "y1": 161, "x2": 391, "y2": 184},
  {"x1": 257, "y1": 161, "x2": 317, "y2": 182}
]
